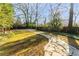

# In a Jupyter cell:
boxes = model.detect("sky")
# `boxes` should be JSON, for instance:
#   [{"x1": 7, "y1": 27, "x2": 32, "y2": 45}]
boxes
[{"x1": 13, "y1": 3, "x2": 79, "y2": 25}]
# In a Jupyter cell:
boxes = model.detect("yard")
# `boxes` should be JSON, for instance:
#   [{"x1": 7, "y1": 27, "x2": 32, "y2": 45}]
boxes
[
  {"x1": 0, "y1": 29, "x2": 79, "y2": 56},
  {"x1": 0, "y1": 30, "x2": 48, "y2": 56}
]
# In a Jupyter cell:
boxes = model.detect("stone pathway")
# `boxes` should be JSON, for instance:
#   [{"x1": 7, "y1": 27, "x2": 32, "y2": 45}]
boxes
[{"x1": 40, "y1": 33, "x2": 79, "y2": 56}]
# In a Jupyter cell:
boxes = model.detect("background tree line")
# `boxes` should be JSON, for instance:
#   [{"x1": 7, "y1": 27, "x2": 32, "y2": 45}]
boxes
[{"x1": 0, "y1": 3, "x2": 79, "y2": 34}]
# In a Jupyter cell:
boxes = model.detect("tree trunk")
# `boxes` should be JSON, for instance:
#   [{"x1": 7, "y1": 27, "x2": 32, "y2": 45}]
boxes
[
  {"x1": 68, "y1": 3, "x2": 73, "y2": 29},
  {"x1": 3, "y1": 28, "x2": 5, "y2": 34},
  {"x1": 35, "y1": 3, "x2": 38, "y2": 29}
]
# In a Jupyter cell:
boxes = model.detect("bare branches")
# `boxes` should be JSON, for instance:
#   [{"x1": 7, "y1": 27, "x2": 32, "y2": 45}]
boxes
[{"x1": 49, "y1": 3, "x2": 61, "y2": 21}]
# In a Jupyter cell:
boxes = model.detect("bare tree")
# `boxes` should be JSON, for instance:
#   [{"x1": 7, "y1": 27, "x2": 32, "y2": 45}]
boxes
[
  {"x1": 68, "y1": 3, "x2": 74, "y2": 28},
  {"x1": 29, "y1": 4, "x2": 33, "y2": 24},
  {"x1": 48, "y1": 4, "x2": 62, "y2": 31},
  {"x1": 74, "y1": 11, "x2": 79, "y2": 27},
  {"x1": 14, "y1": 3, "x2": 30, "y2": 27},
  {"x1": 49, "y1": 4, "x2": 61, "y2": 21},
  {"x1": 33, "y1": 3, "x2": 39, "y2": 29},
  {"x1": 44, "y1": 17, "x2": 47, "y2": 25}
]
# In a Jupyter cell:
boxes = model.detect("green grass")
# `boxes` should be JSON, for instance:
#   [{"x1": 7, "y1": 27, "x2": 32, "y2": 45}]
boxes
[
  {"x1": 12, "y1": 30, "x2": 31, "y2": 34},
  {"x1": 0, "y1": 30, "x2": 37, "y2": 46},
  {"x1": 0, "y1": 34, "x2": 48, "y2": 56}
]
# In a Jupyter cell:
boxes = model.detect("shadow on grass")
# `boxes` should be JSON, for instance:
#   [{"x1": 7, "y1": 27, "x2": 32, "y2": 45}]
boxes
[{"x1": 0, "y1": 34, "x2": 48, "y2": 56}]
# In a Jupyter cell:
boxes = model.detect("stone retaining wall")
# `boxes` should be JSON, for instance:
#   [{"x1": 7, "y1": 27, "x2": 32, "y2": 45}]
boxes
[{"x1": 43, "y1": 34, "x2": 79, "y2": 56}]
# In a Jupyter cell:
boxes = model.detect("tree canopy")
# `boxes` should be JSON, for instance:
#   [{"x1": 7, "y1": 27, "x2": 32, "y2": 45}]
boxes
[
  {"x1": 49, "y1": 11, "x2": 62, "y2": 31},
  {"x1": 0, "y1": 3, "x2": 14, "y2": 29}
]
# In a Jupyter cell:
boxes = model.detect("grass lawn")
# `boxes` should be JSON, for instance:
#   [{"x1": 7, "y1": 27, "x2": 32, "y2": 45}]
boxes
[
  {"x1": 0, "y1": 30, "x2": 38, "y2": 45},
  {"x1": 15, "y1": 35, "x2": 48, "y2": 56},
  {"x1": 0, "y1": 30, "x2": 48, "y2": 56}
]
